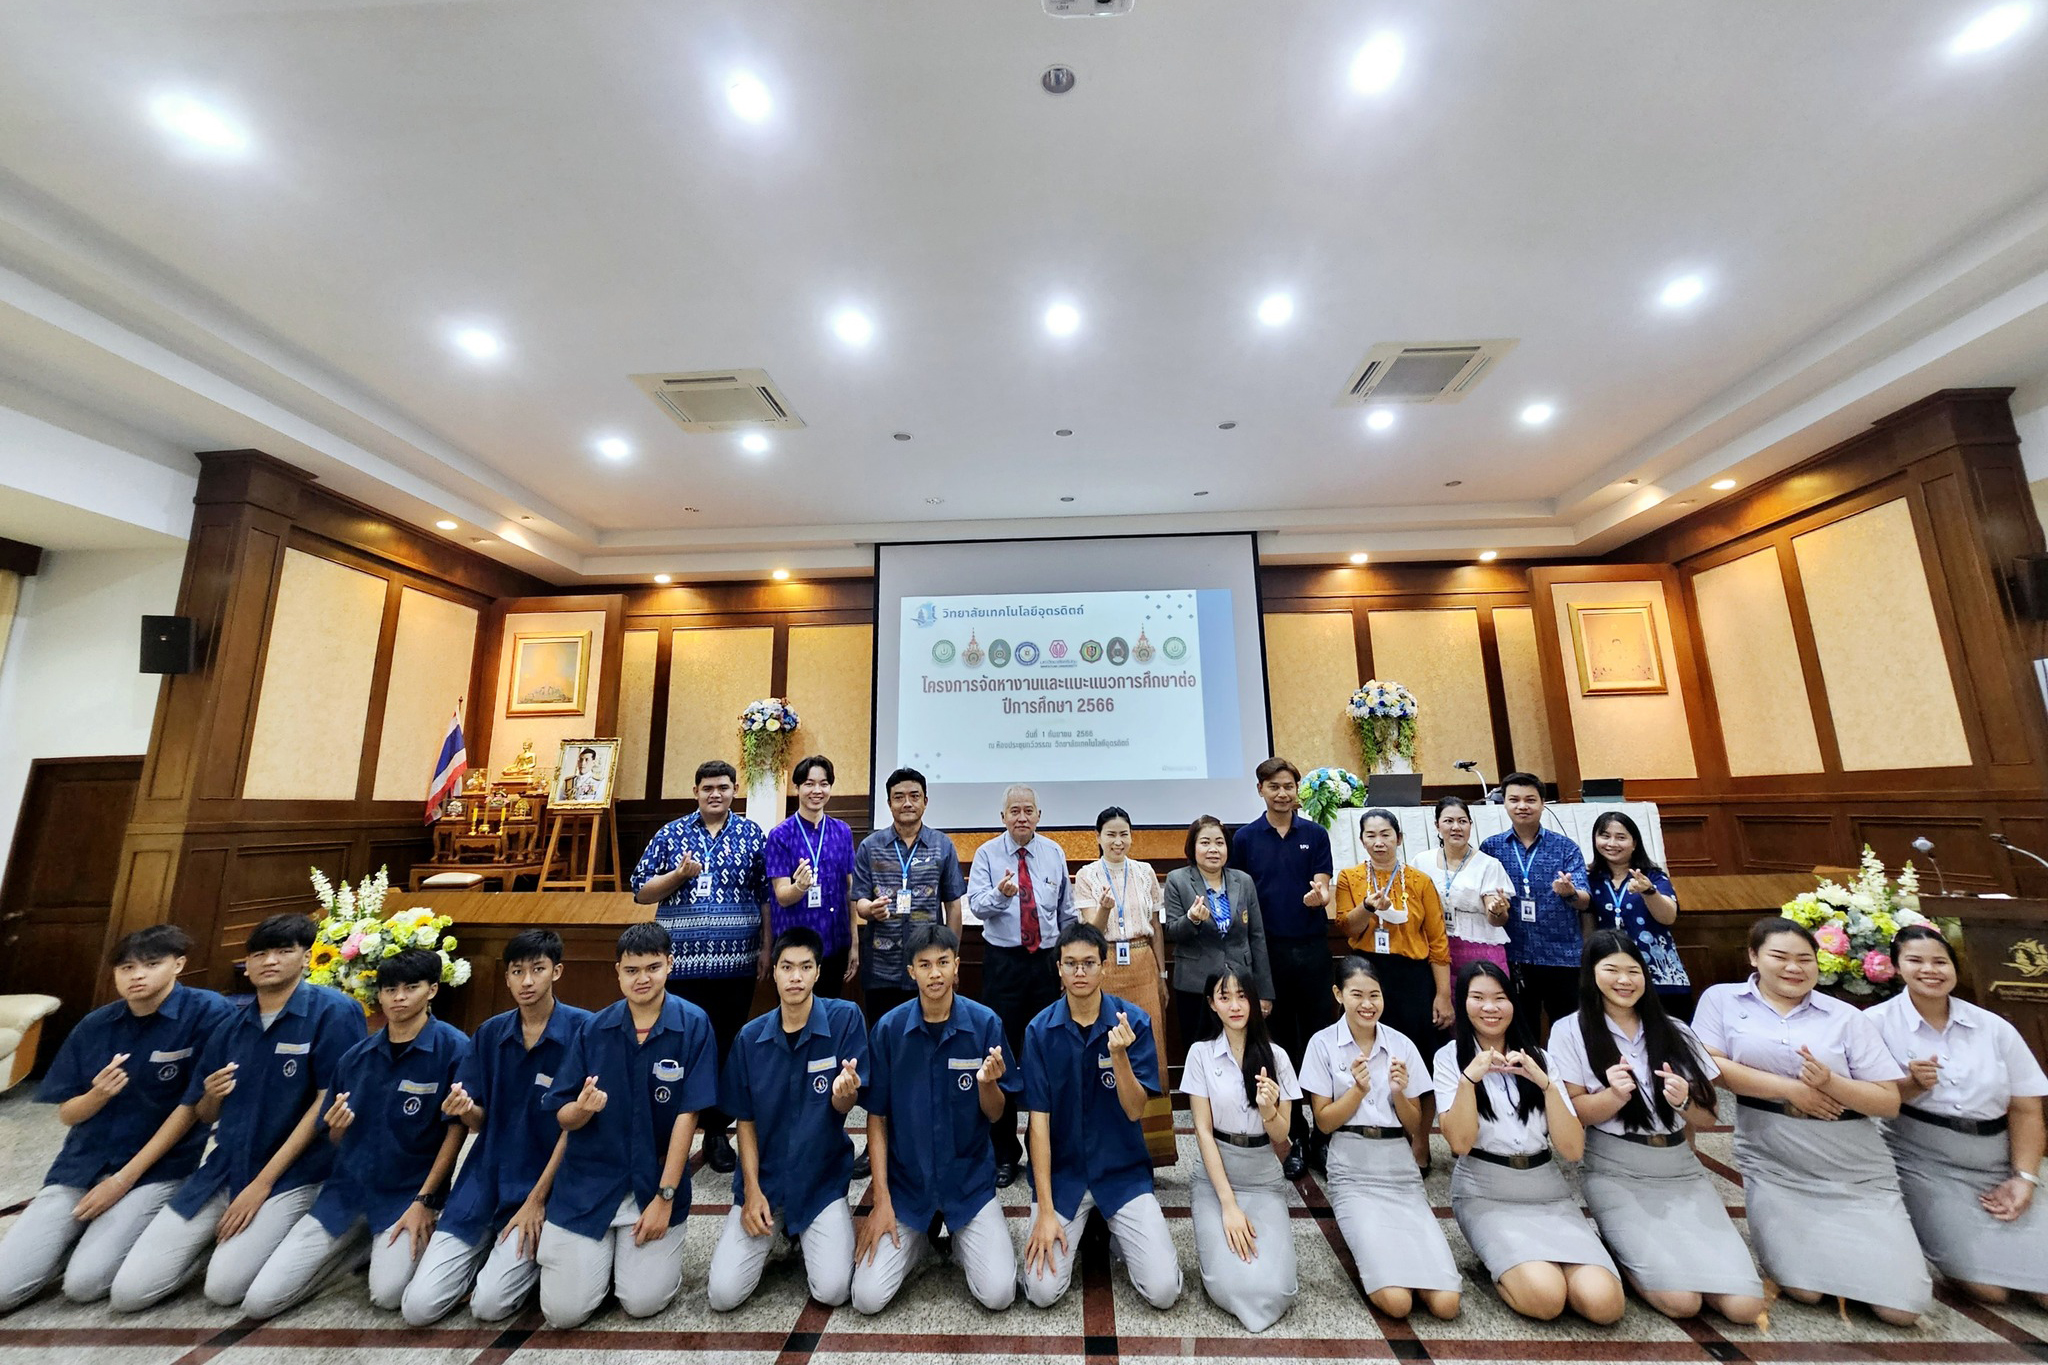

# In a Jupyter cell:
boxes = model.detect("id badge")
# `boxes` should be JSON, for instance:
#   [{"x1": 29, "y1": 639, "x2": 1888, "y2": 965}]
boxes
[
  {"x1": 894, "y1": 889, "x2": 912, "y2": 917},
  {"x1": 1115, "y1": 941, "x2": 1131, "y2": 966},
  {"x1": 806, "y1": 885, "x2": 823, "y2": 908},
  {"x1": 1374, "y1": 928, "x2": 1391, "y2": 955},
  {"x1": 1518, "y1": 897, "x2": 1537, "y2": 923},
  {"x1": 693, "y1": 874, "x2": 712, "y2": 898}
]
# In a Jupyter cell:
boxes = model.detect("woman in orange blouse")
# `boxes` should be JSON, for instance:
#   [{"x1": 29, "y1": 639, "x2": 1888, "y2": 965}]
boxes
[{"x1": 1334, "y1": 807, "x2": 1453, "y2": 1170}]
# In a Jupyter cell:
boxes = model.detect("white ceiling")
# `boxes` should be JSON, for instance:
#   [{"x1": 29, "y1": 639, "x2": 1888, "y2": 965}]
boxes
[{"x1": 1, "y1": 0, "x2": 2047, "y2": 581}]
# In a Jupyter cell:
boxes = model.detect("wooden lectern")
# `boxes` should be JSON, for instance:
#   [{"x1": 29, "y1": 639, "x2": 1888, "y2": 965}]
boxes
[{"x1": 1922, "y1": 896, "x2": 2048, "y2": 1064}]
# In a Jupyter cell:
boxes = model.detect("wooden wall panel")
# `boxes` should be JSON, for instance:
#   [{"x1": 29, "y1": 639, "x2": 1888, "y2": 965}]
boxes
[
  {"x1": 613, "y1": 629, "x2": 659, "y2": 801},
  {"x1": 1365, "y1": 608, "x2": 1491, "y2": 779},
  {"x1": 785, "y1": 624, "x2": 875, "y2": 796},
  {"x1": 243, "y1": 549, "x2": 387, "y2": 800},
  {"x1": 1261, "y1": 612, "x2": 1360, "y2": 774},
  {"x1": 1490, "y1": 606, "x2": 1555, "y2": 779},
  {"x1": 1548, "y1": 578, "x2": 1699, "y2": 781},
  {"x1": 663, "y1": 627, "x2": 774, "y2": 797},
  {"x1": 371, "y1": 587, "x2": 480, "y2": 801},
  {"x1": 1691, "y1": 548, "x2": 1825, "y2": 776},
  {"x1": 488, "y1": 609, "x2": 611, "y2": 777}
]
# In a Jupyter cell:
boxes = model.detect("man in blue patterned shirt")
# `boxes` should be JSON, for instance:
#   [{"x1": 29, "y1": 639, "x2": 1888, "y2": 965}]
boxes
[
  {"x1": 631, "y1": 759, "x2": 771, "y2": 1174},
  {"x1": 1477, "y1": 772, "x2": 1591, "y2": 1035}
]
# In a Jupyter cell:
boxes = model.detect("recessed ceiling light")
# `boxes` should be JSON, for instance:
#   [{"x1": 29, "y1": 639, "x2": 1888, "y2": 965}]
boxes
[
  {"x1": 771, "y1": 568, "x2": 790, "y2": 581},
  {"x1": 1044, "y1": 302, "x2": 1081, "y2": 337},
  {"x1": 1349, "y1": 33, "x2": 1405, "y2": 93},
  {"x1": 740, "y1": 433, "x2": 770, "y2": 455},
  {"x1": 1710, "y1": 477, "x2": 1738, "y2": 491},
  {"x1": 1478, "y1": 550, "x2": 1498, "y2": 563},
  {"x1": 653, "y1": 574, "x2": 672, "y2": 585},
  {"x1": 727, "y1": 73, "x2": 772, "y2": 121},
  {"x1": 831, "y1": 309, "x2": 874, "y2": 347},
  {"x1": 1952, "y1": 3, "x2": 2029, "y2": 53},
  {"x1": 595, "y1": 437, "x2": 631, "y2": 461},
  {"x1": 1365, "y1": 409, "x2": 1396, "y2": 432},
  {"x1": 1349, "y1": 552, "x2": 1370, "y2": 565},
  {"x1": 434, "y1": 519, "x2": 458, "y2": 531},
  {"x1": 1443, "y1": 479, "x2": 1463, "y2": 487},
  {"x1": 1059, "y1": 495, "x2": 1076, "y2": 502},
  {"x1": 1218, "y1": 421, "x2": 1237, "y2": 430},
  {"x1": 1520, "y1": 402, "x2": 1555, "y2": 426},
  {"x1": 1658, "y1": 274, "x2": 1707, "y2": 308},
  {"x1": 893, "y1": 432, "x2": 912, "y2": 441},
  {"x1": 149, "y1": 93, "x2": 251, "y2": 154},
  {"x1": 1256, "y1": 293, "x2": 1294, "y2": 327},
  {"x1": 452, "y1": 327, "x2": 502, "y2": 360},
  {"x1": 925, "y1": 496, "x2": 945, "y2": 504}
]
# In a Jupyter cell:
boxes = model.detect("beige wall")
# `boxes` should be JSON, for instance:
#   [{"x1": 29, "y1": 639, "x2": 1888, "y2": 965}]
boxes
[
  {"x1": 1792, "y1": 499, "x2": 1971, "y2": 771},
  {"x1": 1550, "y1": 579, "x2": 1698, "y2": 780},
  {"x1": 1492, "y1": 606, "x2": 1555, "y2": 779},
  {"x1": 1262, "y1": 612, "x2": 1360, "y2": 773},
  {"x1": 786, "y1": 624, "x2": 874, "y2": 796},
  {"x1": 614, "y1": 629, "x2": 659, "y2": 801},
  {"x1": 1691, "y1": 549, "x2": 1824, "y2": 776},
  {"x1": 663, "y1": 627, "x2": 774, "y2": 797},
  {"x1": 489, "y1": 609, "x2": 609, "y2": 780},
  {"x1": 1366, "y1": 608, "x2": 1491, "y2": 778},
  {"x1": 371, "y1": 588, "x2": 480, "y2": 800},
  {"x1": 245, "y1": 549, "x2": 387, "y2": 800}
]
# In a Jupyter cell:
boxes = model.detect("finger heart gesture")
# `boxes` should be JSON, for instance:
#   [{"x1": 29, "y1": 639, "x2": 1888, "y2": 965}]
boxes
[
  {"x1": 1656, "y1": 1063, "x2": 1689, "y2": 1107},
  {"x1": 1107, "y1": 1011, "x2": 1136, "y2": 1054}
]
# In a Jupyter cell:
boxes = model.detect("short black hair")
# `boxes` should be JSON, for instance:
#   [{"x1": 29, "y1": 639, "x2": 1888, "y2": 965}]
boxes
[
  {"x1": 1255, "y1": 757, "x2": 1301, "y2": 785},
  {"x1": 377, "y1": 947, "x2": 444, "y2": 990},
  {"x1": 247, "y1": 913, "x2": 318, "y2": 953},
  {"x1": 1055, "y1": 921, "x2": 1107, "y2": 959},
  {"x1": 504, "y1": 928, "x2": 564, "y2": 967},
  {"x1": 615, "y1": 921, "x2": 672, "y2": 961},
  {"x1": 109, "y1": 924, "x2": 194, "y2": 966},
  {"x1": 1749, "y1": 915, "x2": 1818, "y2": 954},
  {"x1": 771, "y1": 926, "x2": 824, "y2": 967},
  {"x1": 906, "y1": 922, "x2": 960, "y2": 960},
  {"x1": 791, "y1": 754, "x2": 834, "y2": 786},
  {"x1": 883, "y1": 767, "x2": 927, "y2": 798},
  {"x1": 578, "y1": 747, "x2": 598, "y2": 762},
  {"x1": 1500, "y1": 771, "x2": 1545, "y2": 796},
  {"x1": 694, "y1": 759, "x2": 738, "y2": 787}
]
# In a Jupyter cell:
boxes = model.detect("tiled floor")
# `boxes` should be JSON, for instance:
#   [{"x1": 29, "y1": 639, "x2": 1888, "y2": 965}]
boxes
[{"x1": 3, "y1": 1087, "x2": 2044, "y2": 1364}]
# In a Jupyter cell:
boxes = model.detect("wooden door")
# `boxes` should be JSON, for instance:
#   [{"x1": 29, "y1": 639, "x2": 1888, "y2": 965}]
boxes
[{"x1": 0, "y1": 756, "x2": 144, "y2": 1061}]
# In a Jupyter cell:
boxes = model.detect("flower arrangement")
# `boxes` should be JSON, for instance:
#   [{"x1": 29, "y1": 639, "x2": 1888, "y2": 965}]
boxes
[
  {"x1": 307, "y1": 866, "x2": 472, "y2": 1009},
  {"x1": 1347, "y1": 679, "x2": 1419, "y2": 773},
  {"x1": 1779, "y1": 846, "x2": 1960, "y2": 997},
  {"x1": 738, "y1": 697, "x2": 801, "y2": 784},
  {"x1": 1299, "y1": 766, "x2": 1368, "y2": 828}
]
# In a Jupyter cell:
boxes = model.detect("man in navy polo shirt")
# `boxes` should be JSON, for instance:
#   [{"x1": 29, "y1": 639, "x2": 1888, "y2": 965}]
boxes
[
  {"x1": 111, "y1": 913, "x2": 366, "y2": 1313},
  {"x1": 403, "y1": 929, "x2": 592, "y2": 1325},
  {"x1": 705, "y1": 927, "x2": 868, "y2": 1311},
  {"x1": 0, "y1": 926, "x2": 232, "y2": 1312},
  {"x1": 537, "y1": 921, "x2": 716, "y2": 1328},
  {"x1": 850, "y1": 923, "x2": 1018, "y2": 1314},
  {"x1": 1228, "y1": 757, "x2": 1334, "y2": 1176},
  {"x1": 242, "y1": 949, "x2": 470, "y2": 1318},
  {"x1": 1477, "y1": 772, "x2": 1591, "y2": 1034},
  {"x1": 1020, "y1": 923, "x2": 1180, "y2": 1311}
]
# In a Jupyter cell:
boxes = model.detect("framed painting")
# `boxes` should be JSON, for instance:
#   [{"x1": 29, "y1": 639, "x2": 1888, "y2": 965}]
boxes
[
  {"x1": 1568, "y1": 602, "x2": 1667, "y2": 695},
  {"x1": 552, "y1": 737, "x2": 621, "y2": 810},
  {"x1": 506, "y1": 631, "x2": 591, "y2": 716}
]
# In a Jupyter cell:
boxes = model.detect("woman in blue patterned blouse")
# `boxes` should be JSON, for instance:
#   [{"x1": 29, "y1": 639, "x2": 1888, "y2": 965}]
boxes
[{"x1": 1586, "y1": 812, "x2": 1691, "y2": 1020}]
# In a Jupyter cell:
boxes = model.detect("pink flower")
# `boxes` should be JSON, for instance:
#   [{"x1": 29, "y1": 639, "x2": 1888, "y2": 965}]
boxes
[
  {"x1": 1814, "y1": 923, "x2": 1851, "y2": 956},
  {"x1": 1861, "y1": 950, "x2": 1896, "y2": 984},
  {"x1": 341, "y1": 933, "x2": 363, "y2": 960}
]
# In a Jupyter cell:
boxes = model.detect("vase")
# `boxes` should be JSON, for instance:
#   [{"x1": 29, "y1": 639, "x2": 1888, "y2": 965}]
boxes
[
  {"x1": 745, "y1": 769, "x2": 785, "y2": 824},
  {"x1": 1374, "y1": 750, "x2": 1415, "y2": 776}
]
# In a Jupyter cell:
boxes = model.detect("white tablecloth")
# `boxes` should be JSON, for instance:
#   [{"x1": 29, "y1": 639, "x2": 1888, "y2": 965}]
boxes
[{"x1": 1325, "y1": 801, "x2": 1664, "y2": 872}]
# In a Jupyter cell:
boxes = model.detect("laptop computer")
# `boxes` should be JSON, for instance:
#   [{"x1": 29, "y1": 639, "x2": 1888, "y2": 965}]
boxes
[{"x1": 1365, "y1": 772, "x2": 1424, "y2": 806}]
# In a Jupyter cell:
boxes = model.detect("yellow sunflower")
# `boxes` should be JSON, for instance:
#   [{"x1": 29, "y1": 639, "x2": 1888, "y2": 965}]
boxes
[{"x1": 308, "y1": 941, "x2": 341, "y2": 972}]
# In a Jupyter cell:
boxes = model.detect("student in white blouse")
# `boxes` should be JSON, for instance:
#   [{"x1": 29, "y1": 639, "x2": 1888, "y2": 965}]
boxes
[
  {"x1": 1414, "y1": 797, "x2": 1515, "y2": 977},
  {"x1": 1869, "y1": 925, "x2": 2048, "y2": 1308},
  {"x1": 1178, "y1": 970, "x2": 1300, "y2": 1332}
]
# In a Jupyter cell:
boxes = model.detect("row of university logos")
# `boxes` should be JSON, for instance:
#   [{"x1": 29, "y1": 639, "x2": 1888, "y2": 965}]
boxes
[{"x1": 930, "y1": 628, "x2": 1187, "y2": 670}]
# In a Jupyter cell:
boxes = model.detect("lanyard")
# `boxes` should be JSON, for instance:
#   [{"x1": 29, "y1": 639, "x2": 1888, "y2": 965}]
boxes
[
  {"x1": 1600, "y1": 872, "x2": 1634, "y2": 924},
  {"x1": 1108, "y1": 859, "x2": 1131, "y2": 936},
  {"x1": 1507, "y1": 835, "x2": 1541, "y2": 894},
  {"x1": 893, "y1": 833, "x2": 919, "y2": 889},
  {"x1": 1363, "y1": 860, "x2": 1405, "y2": 918},
  {"x1": 797, "y1": 813, "x2": 830, "y2": 871},
  {"x1": 1434, "y1": 849, "x2": 1472, "y2": 901},
  {"x1": 694, "y1": 817, "x2": 733, "y2": 870}
]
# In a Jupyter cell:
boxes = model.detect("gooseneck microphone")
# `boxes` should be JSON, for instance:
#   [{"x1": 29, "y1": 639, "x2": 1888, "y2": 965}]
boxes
[
  {"x1": 1453, "y1": 759, "x2": 1493, "y2": 804},
  {"x1": 1911, "y1": 836, "x2": 1951, "y2": 897},
  {"x1": 1991, "y1": 832, "x2": 2048, "y2": 874}
]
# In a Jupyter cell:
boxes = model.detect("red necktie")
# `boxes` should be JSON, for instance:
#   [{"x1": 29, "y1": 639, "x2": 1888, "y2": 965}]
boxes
[{"x1": 1018, "y1": 849, "x2": 1040, "y2": 953}]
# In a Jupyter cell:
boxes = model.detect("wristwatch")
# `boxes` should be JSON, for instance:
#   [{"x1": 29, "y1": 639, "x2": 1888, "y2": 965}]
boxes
[
  {"x1": 413, "y1": 1190, "x2": 446, "y2": 1211},
  {"x1": 657, "y1": 1183, "x2": 679, "y2": 1202}
]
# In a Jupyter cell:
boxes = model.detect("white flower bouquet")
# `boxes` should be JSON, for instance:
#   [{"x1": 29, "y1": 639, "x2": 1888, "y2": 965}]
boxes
[
  {"x1": 306, "y1": 866, "x2": 472, "y2": 1010},
  {"x1": 739, "y1": 697, "x2": 801, "y2": 783},
  {"x1": 1779, "y1": 846, "x2": 1958, "y2": 997},
  {"x1": 1347, "y1": 679, "x2": 1419, "y2": 773},
  {"x1": 1299, "y1": 766, "x2": 1368, "y2": 828}
]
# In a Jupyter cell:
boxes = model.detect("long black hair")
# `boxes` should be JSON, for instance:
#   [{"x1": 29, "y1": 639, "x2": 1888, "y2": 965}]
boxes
[
  {"x1": 1577, "y1": 930, "x2": 1716, "y2": 1131},
  {"x1": 1205, "y1": 969, "x2": 1280, "y2": 1109},
  {"x1": 1452, "y1": 960, "x2": 1546, "y2": 1122},
  {"x1": 1588, "y1": 810, "x2": 1663, "y2": 880}
]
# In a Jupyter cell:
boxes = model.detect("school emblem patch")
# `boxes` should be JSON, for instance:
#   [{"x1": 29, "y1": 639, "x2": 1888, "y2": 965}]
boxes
[{"x1": 958, "y1": 1072, "x2": 974, "y2": 1091}]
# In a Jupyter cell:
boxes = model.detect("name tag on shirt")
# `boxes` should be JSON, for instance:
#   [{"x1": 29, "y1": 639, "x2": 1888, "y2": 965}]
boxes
[
  {"x1": 1519, "y1": 897, "x2": 1537, "y2": 923},
  {"x1": 807, "y1": 886, "x2": 823, "y2": 908},
  {"x1": 397, "y1": 1079, "x2": 440, "y2": 1095},
  {"x1": 1115, "y1": 941, "x2": 1131, "y2": 966},
  {"x1": 693, "y1": 875, "x2": 712, "y2": 898},
  {"x1": 947, "y1": 1057, "x2": 980, "y2": 1071},
  {"x1": 1096, "y1": 1054, "x2": 1115, "y2": 1069},
  {"x1": 652, "y1": 1060, "x2": 684, "y2": 1081},
  {"x1": 1374, "y1": 928, "x2": 1391, "y2": 955},
  {"x1": 807, "y1": 1057, "x2": 839, "y2": 1074},
  {"x1": 895, "y1": 889, "x2": 912, "y2": 915},
  {"x1": 534, "y1": 1072, "x2": 554, "y2": 1088},
  {"x1": 149, "y1": 1048, "x2": 194, "y2": 1063},
  {"x1": 274, "y1": 1041, "x2": 311, "y2": 1056}
]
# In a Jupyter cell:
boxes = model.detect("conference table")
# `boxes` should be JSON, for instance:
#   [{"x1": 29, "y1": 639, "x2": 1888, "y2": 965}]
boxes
[{"x1": 1324, "y1": 800, "x2": 1665, "y2": 873}]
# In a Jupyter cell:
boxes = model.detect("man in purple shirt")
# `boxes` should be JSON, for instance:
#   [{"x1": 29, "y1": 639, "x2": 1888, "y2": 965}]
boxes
[{"x1": 763, "y1": 755, "x2": 858, "y2": 998}]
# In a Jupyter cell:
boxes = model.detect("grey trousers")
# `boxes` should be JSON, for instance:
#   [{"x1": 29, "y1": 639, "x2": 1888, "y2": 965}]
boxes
[
  {"x1": 0, "y1": 1181, "x2": 175, "y2": 1311},
  {"x1": 1022, "y1": 1192, "x2": 1180, "y2": 1310},
  {"x1": 242, "y1": 1211, "x2": 423, "y2": 1319},
  {"x1": 536, "y1": 1198, "x2": 689, "y2": 1328},
  {"x1": 109, "y1": 1184, "x2": 321, "y2": 1312},
  {"x1": 402, "y1": 1225, "x2": 540, "y2": 1325},
  {"x1": 705, "y1": 1199, "x2": 855, "y2": 1310},
  {"x1": 849, "y1": 1198, "x2": 1016, "y2": 1314}
]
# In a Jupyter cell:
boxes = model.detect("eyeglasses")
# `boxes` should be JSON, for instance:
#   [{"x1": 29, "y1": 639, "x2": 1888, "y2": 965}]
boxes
[{"x1": 1058, "y1": 959, "x2": 1102, "y2": 975}]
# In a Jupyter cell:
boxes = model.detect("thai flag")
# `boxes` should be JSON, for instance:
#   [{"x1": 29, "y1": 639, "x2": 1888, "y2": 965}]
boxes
[{"x1": 425, "y1": 705, "x2": 467, "y2": 823}]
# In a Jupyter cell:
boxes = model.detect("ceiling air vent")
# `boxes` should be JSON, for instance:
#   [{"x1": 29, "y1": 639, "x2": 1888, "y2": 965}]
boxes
[
  {"x1": 1339, "y1": 339, "x2": 1518, "y2": 405},
  {"x1": 630, "y1": 369, "x2": 805, "y2": 431}
]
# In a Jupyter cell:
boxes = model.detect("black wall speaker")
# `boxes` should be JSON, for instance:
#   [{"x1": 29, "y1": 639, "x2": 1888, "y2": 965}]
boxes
[{"x1": 140, "y1": 615, "x2": 197, "y2": 675}]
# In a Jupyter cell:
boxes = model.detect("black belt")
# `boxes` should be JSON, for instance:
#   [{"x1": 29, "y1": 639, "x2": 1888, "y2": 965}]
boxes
[
  {"x1": 1606, "y1": 1129, "x2": 1687, "y2": 1148},
  {"x1": 1466, "y1": 1148, "x2": 1553, "y2": 1169},
  {"x1": 1335, "y1": 1124, "x2": 1406, "y2": 1140},
  {"x1": 1900, "y1": 1104, "x2": 2008, "y2": 1136},
  {"x1": 1214, "y1": 1131, "x2": 1271, "y2": 1149},
  {"x1": 1738, "y1": 1096, "x2": 1866, "y2": 1122}
]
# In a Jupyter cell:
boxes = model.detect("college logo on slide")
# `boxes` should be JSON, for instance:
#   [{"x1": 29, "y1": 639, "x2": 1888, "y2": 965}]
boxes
[
  {"x1": 913, "y1": 602, "x2": 938, "y2": 628},
  {"x1": 1015, "y1": 641, "x2": 1040, "y2": 666},
  {"x1": 1106, "y1": 637, "x2": 1129, "y2": 665},
  {"x1": 932, "y1": 639, "x2": 956, "y2": 664},
  {"x1": 988, "y1": 639, "x2": 1012, "y2": 668},
  {"x1": 1048, "y1": 639, "x2": 1068, "y2": 660},
  {"x1": 1079, "y1": 640, "x2": 1103, "y2": 663},
  {"x1": 962, "y1": 632, "x2": 984, "y2": 666},
  {"x1": 1162, "y1": 636, "x2": 1187, "y2": 660}
]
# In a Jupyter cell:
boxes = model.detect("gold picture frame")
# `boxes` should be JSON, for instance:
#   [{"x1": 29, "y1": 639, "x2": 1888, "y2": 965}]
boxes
[
  {"x1": 1568, "y1": 602, "x2": 1667, "y2": 695},
  {"x1": 506, "y1": 632, "x2": 591, "y2": 717},
  {"x1": 551, "y1": 738, "x2": 621, "y2": 811}
]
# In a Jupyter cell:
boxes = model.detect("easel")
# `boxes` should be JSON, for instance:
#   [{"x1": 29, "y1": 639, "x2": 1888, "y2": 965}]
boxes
[{"x1": 538, "y1": 804, "x2": 622, "y2": 892}]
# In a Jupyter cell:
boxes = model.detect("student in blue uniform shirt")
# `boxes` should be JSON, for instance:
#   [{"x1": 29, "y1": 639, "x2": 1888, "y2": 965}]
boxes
[
  {"x1": 242, "y1": 949, "x2": 471, "y2": 1318},
  {"x1": 851, "y1": 923, "x2": 1019, "y2": 1314},
  {"x1": 537, "y1": 921, "x2": 717, "y2": 1329},
  {"x1": 1021, "y1": 922, "x2": 1181, "y2": 1311},
  {"x1": 110, "y1": 913, "x2": 366, "y2": 1313},
  {"x1": 0, "y1": 926, "x2": 233, "y2": 1312},
  {"x1": 706, "y1": 927, "x2": 868, "y2": 1311},
  {"x1": 403, "y1": 929, "x2": 592, "y2": 1325}
]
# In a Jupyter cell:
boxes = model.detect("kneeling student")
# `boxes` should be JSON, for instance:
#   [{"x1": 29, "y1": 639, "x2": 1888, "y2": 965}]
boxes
[
  {"x1": 707, "y1": 927, "x2": 868, "y2": 1311},
  {"x1": 243, "y1": 948, "x2": 470, "y2": 1318},
  {"x1": 111, "y1": 914, "x2": 366, "y2": 1313},
  {"x1": 1022, "y1": 923, "x2": 1181, "y2": 1311},
  {"x1": 0, "y1": 926, "x2": 233, "y2": 1312},
  {"x1": 851, "y1": 923, "x2": 1019, "y2": 1314},
  {"x1": 403, "y1": 930, "x2": 592, "y2": 1325},
  {"x1": 536, "y1": 922, "x2": 716, "y2": 1328}
]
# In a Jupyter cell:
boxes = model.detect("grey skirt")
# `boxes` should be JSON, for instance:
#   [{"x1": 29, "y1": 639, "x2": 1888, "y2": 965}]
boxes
[
  {"x1": 1580, "y1": 1129, "x2": 1763, "y2": 1296},
  {"x1": 1448, "y1": 1152, "x2": 1615, "y2": 1281},
  {"x1": 1191, "y1": 1138, "x2": 1298, "y2": 1331},
  {"x1": 1326, "y1": 1132, "x2": 1461, "y2": 1294},
  {"x1": 1731, "y1": 1106, "x2": 1932, "y2": 1313},
  {"x1": 1884, "y1": 1115, "x2": 2048, "y2": 1293}
]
